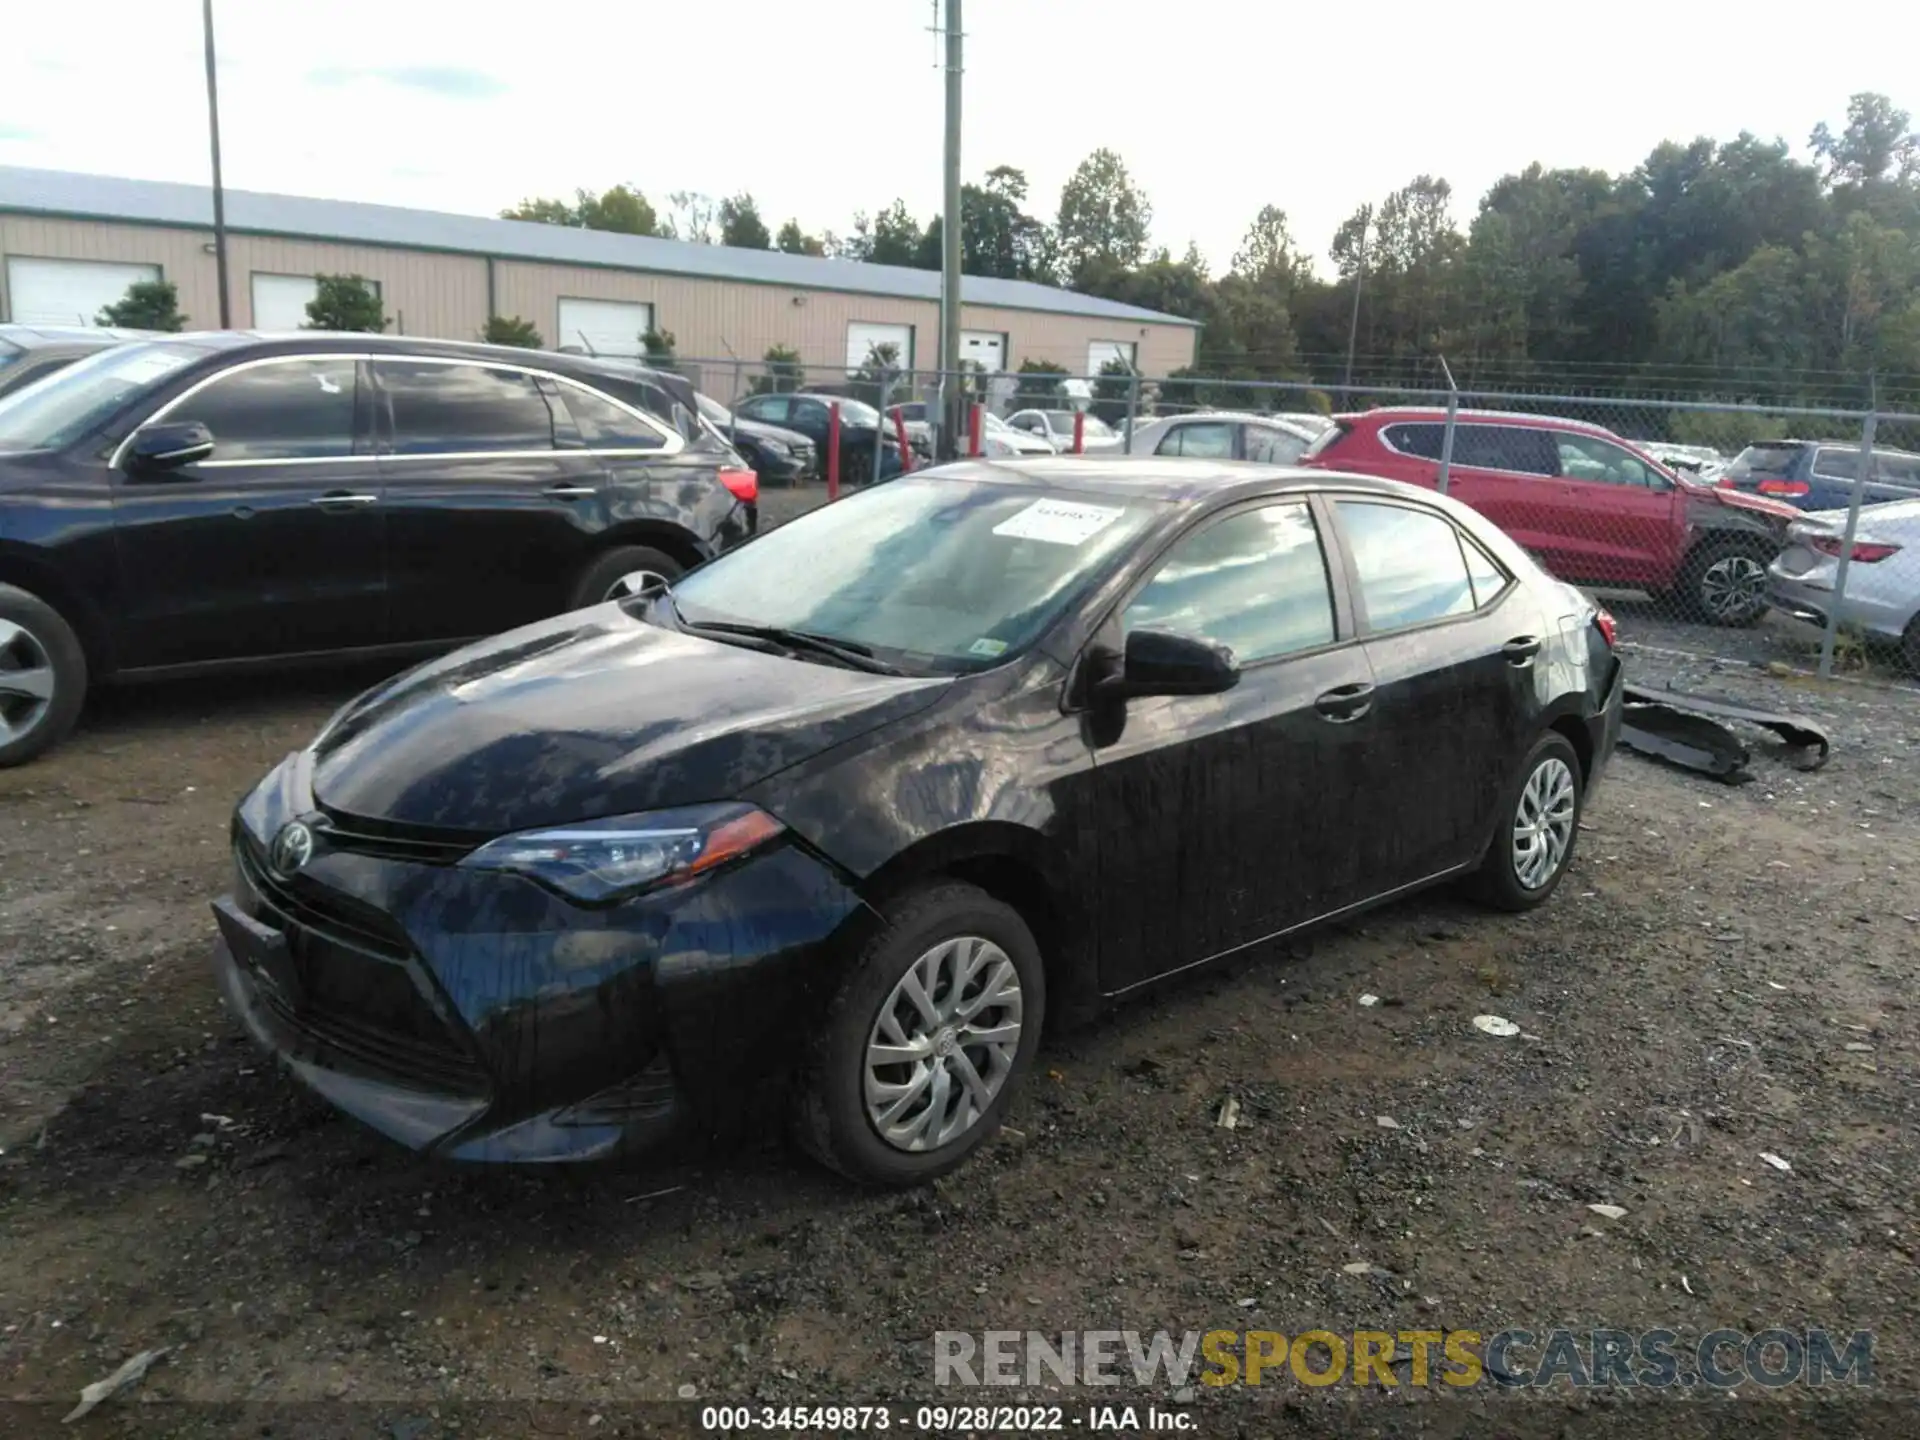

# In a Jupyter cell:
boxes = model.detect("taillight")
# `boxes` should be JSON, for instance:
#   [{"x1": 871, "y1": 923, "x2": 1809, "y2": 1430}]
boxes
[
  {"x1": 1809, "y1": 535, "x2": 1899, "y2": 563},
  {"x1": 1594, "y1": 607, "x2": 1617, "y2": 649},
  {"x1": 1756, "y1": 479, "x2": 1810, "y2": 497},
  {"x1": 718, "y1": 467, "x2": 758, "y2": 503}
]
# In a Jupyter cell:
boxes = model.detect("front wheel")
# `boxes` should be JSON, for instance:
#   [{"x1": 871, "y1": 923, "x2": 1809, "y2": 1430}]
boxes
[
  {"x1": 793, "y1": 882, "x2": 1045, "y2": 1187},
  {"x1": 1681, "y1": 537, "x2": 1772, "y2": 626},
  {"x1": 0, "y1": 583, "x2": 88, "y2": 768},
  {"x1": 1467, "y1": 731, "x2": 1584, "y2": 913},
  {"x1": 569, "y1": 545, "x2": 684, "y2": 609}
]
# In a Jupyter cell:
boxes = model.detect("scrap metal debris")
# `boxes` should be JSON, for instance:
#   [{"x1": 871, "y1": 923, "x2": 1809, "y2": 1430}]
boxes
[
  {"x1": 1472, "y1": 1015, "x2": 1521, "y2": 1037},
  {"x1": 1620, "y1": 683, "x2": 1831, "y2": 782},
  {"x1": 64, "y1": 1348, "x2": 169, "y2": 1423}
]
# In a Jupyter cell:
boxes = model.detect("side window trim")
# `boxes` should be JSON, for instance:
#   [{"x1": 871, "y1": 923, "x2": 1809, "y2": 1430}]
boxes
[
  {"x1": 1100, "y1": 494, "x2": 1356, "y2": 673},
  {"x1": 1322, "y1": 492, "x2": 1501, "y2": 639}
]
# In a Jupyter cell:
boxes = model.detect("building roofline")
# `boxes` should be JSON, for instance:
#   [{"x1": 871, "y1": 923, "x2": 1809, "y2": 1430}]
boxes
[{"x1": 0, "y1": 166, "x2": 1201, "y2": 330}]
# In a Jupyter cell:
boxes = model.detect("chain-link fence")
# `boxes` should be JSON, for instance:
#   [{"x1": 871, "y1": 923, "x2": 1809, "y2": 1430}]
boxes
[{"x1": 652, "y1": 350, "x2": 1920, "y2": 681}]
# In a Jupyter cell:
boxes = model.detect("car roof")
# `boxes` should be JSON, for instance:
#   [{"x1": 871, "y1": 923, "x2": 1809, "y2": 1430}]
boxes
[
  {"x1": 0, "y1": 323, "x2": 155, "y2": 350},
  {"x1": 924, "y1": 455, "x2": 1432, "y2": 506},
  {"x1": 1337, "y1": 405, "x2": 1637, "y2": 443}
]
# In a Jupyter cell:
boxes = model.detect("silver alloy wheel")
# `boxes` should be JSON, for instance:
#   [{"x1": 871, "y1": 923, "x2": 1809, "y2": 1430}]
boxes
[
  {"x1": 1511, "y1": 756, "x2": 1576, "y2": 890},
  {"x1": 864, "y1": 935, "x2": 1024, "y2": 1152},
  {"x1": 0, "y1": 618, "x2": 57, "y2": 746},
  {"x1": 604, "y1": 569, "x2": 667, "y2": 602},
  {"x1": 1699, "y1": 554, "x2": 1766, "y2": 619}
]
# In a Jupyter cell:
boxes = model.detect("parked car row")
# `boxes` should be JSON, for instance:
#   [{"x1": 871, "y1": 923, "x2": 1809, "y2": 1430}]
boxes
[
  {"x1": 0, "y1": 323, "x2": 160, "y2": 401},
  {"x1": 0, "y1": 332, "x2": 761, "y2": 765},
  {"x1": 1720, "y1": 438, "x2": 1920, "y2": 512}
]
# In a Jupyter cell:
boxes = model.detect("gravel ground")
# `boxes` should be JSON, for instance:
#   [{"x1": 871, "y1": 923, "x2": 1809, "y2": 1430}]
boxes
[{"x1": 2, "y1": 520, "x2": 1918, "y2": 1436}]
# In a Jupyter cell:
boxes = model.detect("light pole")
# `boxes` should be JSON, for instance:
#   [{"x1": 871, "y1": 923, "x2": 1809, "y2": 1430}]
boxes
[
  {"x1": 202, "y1": 0, "x2": 231, "y2": 327},
  {"x1": 937, "y1": 0, "x2": 963, "y2": 457}
]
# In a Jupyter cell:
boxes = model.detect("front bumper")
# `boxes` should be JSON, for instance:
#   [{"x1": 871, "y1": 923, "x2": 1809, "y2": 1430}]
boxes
[{"x1": 211, "y1": 754, "x2": 873, "y2": 1163}]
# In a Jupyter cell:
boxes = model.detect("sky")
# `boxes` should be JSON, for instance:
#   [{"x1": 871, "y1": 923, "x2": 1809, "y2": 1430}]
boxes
[{"x1": 3, "y1": 0, "x2": 1917, "y2": 280}]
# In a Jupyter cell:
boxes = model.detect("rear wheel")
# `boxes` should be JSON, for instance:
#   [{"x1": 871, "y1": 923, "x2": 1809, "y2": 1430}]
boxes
[
  {"x1": 1468, "y1": 731, "x2": 1584, "y2": 913},
  {"x1": 0, "y1": 583, "x2": 88, "y2": 768},
  {"x1": 1681, "y1": 537, "x2": 1772, "y2": 626},
  {"x1": 568, "y1": 545, "x2": 684, "y2": 610},
  {"x1": 793, "y1": 882, "x2": 1044, "y2": 1187}
]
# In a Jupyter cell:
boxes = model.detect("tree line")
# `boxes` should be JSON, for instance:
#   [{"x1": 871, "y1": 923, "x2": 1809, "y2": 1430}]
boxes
[{"x1": 498, "y1": 93, "x2": 1920, "y2": 410}]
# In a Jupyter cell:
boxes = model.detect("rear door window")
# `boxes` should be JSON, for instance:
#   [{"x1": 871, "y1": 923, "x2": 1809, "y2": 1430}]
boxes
[
  {"x1": 1156, "y1": 421, "x2": 1235, "y2": 459},
  {"x1": 1245, "y1": 424, "x2": 1308, "y2": 464},
  {"x1": 1382, "y1": 422, "x2": 1446, "y2": 460},
  {"x1": 1554, "y1": 433, "x2": 1661, "y2": 488},
  {"x1": 742, "y1": 395, "x2": 791, "y2": 424},
  {"x1": 378, "y1": 361, "x2": 561, "y2": 455},
  {"x1": 1452, "y1": 425, "x2": 1558, "y2": 476},
  {"x1": 1813, "y1": 448, "x2": 1861, "y2": 481},
  {"x1": 1334, "y1": 500, "x2": 1476, "y2": 631},
  {"x1": 557, "y1": 382, "x2": 668, "y2": 451}
]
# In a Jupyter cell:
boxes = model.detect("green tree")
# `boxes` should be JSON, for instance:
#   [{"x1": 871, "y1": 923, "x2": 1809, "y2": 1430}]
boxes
[
  {"x1": 848, "y1": 342, "x2": 904, "y2": 407},
  {"x1": 666, "y1": 192, "x2": 720, "y2": 244},
  {"x1": 97, "y1": 278, "x2": 185, "y2": 331},
  {"x1": 915, "y1": 166, "x2": 1057, "y2": 281},
  {"x1": 842, "y1": 201, "x2": 924, "y2": 266},
  {"x1": 719, "y1": 193, "x2": 772, "y2": 249},
  {"x1": 304, "y1": 275, "x2": 387, "y2": 332},
  {"x1": 1812, "y1": 93, "x2": 1920, "y2": 187},
  {"x1": 1056, "y1": 148, "x2": 1152, "y2": 285},
  {"x1": 641, "y1": 328, "x2": 678, "y2": 370},
  {"x1": 503, "y1": 185, "x2": 664, "y2": 236},
  {"x1": 482, "y1": 314, "x2": 542, "y2": 347},
  {"x1": 775, "y1": 219, "x2": 825, "y2": 256},
  {"x1": 1090, "y1": 357, "x2": 1136, "y2": 426},
  {"x1": 750, "y1": 343, "x2": 805, "y2": 395},
  {"x1": 1014, "y1": 357, "x2": 1069, "y2": 407},
  {"x1": 1232, "y1": 205, "x2": 1312, "y2": 290}
]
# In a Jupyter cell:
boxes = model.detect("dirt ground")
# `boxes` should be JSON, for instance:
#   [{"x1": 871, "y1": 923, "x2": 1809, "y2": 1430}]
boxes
[{"x1": 2, "y1": 584, "x2": 1918, "y2": 1436}]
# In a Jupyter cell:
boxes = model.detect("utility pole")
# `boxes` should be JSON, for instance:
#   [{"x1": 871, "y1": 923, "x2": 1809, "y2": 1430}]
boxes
[
  {"x1": 202, "y1": 0, "x2": 231, "y2": 327},
  {"x1": 937, "y1": 0, "x2": 964, "y2": 457},
  {"x1": 1341, "y1": 206, "x2": 1369, "y2": 395}
]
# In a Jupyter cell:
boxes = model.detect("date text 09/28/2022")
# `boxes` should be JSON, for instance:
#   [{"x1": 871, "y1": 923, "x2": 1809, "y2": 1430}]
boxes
[{"x1": 699, "y1": 1405, "x2": 1193, "y2": 1431}]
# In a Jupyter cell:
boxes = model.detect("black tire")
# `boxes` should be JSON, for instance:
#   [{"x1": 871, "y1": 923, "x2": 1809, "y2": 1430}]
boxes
[
  {"x1": 1680, "y1": 536, "x2": 1773, "y2": 627},
  {"x1": 793, "y1": 881, "x2": 1045, "y2": 1188},
  {"x1": 1467, "y1": 731, "x2": 1585, "y2": 913},
  {"x1": 567, "y1": 545, "x2": 684, "y2": 610},
  {"x1": 0, "y1": 583, "x2": 88, "y2": 768},
  {"x1": 842, "y1": 446, "x2": 874, "y2": 488}
]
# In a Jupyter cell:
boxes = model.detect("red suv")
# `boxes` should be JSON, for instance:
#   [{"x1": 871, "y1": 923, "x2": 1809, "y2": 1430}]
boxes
[{"x1": 1301, "y1": 409, "x2": 1800, "y2": 625}]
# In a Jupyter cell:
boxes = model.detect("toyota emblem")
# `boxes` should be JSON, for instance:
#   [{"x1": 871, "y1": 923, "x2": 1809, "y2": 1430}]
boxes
[{"x1": 270, "y1": 821, "x2": 315, "y2": 876}]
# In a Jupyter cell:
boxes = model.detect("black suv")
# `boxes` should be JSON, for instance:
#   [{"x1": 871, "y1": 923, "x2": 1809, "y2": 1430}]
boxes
[
  {"x1": 0, "y1": 332, "x2": 758, "y2": 765},
  {"x1": 0, "y1": 324, "x2": 158, "y2": 401}
]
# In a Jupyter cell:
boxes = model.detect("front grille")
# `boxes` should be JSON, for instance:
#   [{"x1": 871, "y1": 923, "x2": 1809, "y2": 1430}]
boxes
[
  {"x1": 313, "y1": 806, "x2": 482, "y2": 867},
  {"x1": 235, "y1": 838, "x2": 487, "y2": 1095}
]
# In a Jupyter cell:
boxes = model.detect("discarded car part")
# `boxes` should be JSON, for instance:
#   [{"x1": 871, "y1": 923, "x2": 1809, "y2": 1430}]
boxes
[
  {"x1": 1620, "y1": 701, "x2": 1751, "y2": 781},
  {"x1": 1622, "y1": 683, "x2": 1830, "y2": 773}
]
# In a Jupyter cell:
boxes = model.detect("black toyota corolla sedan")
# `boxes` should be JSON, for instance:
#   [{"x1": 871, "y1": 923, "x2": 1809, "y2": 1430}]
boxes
[{"x1": 211, "y1": 458, "x2": 1624, "y2": 1186}]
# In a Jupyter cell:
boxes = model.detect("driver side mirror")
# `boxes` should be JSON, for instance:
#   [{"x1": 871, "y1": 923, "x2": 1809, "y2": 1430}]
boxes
[
  {"x1": 1094, "y1": 627, "x2": 1241, "y2": 702},
  {"x1": 127, "y1": 422, "x2": 215, "y2": 472}
]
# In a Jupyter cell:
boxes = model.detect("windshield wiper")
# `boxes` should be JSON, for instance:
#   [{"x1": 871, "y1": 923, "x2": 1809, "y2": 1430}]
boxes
[{"x1": 677, "y1": 617, "x2": 906, "y2": 675}]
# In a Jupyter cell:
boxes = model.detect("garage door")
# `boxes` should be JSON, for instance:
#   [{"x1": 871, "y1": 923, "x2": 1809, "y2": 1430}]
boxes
[
  {"x1": 846, "y1": 321, "x2": 913, "y2": 373},
  {"x1": 961, "y1": 330, "x2": 1006, "y2": 372},
  {"x1": 557, "y1": 298, "x2": 653, "y2": 358},
  {"x1": 1087, "y1": 340, "x2": 1137, "y2": 376},
  {"x1": 252, "y1": 274, "x2": 317, "y2": 330},
  {"x1": 6, "y1": 258, "x2": 160, "y2": 327}
]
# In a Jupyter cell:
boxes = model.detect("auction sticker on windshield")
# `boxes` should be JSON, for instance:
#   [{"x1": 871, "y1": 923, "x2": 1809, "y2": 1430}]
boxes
[{"x1": 992, "y1": 499, "x2": 1126, "y2": 546}]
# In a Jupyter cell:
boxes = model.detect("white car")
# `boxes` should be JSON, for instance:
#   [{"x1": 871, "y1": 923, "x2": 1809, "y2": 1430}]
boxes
[
  {"x1": 1005, "y1": 408, "x2": 1116, "y2": 451},
  {"x1": 1085, "y1": 411, "x2": 1321, "y2": 464},
  {"x1": 981, "y1": 409, "x2": 1056, "y2": 456},
  {"x1": 1768, "y1": 499, "x2": 1920, "y2": 672}
]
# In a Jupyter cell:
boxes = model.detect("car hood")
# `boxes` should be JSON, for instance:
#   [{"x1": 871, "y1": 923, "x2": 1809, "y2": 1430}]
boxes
[
  {"x1": 309, "y1": 606, "x2": 950, "y2": 835},
  {"x1": 1684, "y1": 480, "x2": 1797, "y2": 523},
  {"x1": 730, "y1": 416, "x2": 812, "y2": 448}
]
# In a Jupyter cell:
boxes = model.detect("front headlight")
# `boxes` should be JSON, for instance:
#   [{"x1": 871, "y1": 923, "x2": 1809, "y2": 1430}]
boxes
[
  {"x1": 761, "y1": 438, "x2": 791, "y2": 457},
  {"x1": 461, "y1": 802, "x2": 785, "y2": 904}
]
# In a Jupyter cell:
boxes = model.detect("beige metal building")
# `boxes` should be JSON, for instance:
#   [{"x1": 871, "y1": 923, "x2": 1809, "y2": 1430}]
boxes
[{"x1": 0, "y1": 166, "x2": 1197, "y2": 396}]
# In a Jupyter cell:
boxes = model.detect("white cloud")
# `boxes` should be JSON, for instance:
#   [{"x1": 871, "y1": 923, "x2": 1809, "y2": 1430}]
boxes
[{"x1": 5, "y1": 0, "x2": 1916, "y2": 276}]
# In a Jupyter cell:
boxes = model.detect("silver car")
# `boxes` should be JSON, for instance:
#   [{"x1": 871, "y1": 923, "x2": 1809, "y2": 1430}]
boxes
[
  {"x1": 1768, "y1": 499, "x2": 1920, "y2": 671},
  {"x1": 1085, "y1": 411, "x2": 1321, "y2": 463}
]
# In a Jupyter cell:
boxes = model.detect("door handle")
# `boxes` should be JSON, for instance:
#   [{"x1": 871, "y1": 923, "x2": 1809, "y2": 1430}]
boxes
[
  {"x1": 1314, "y1": 682, "x2": 1375, "y2": 723},
  {"x1": 310, "y1": 492, "x2": 378, "y2": 509},
  {"x1": 543, "y1": 483, "x2": 598, "y2": 499},
  {"x1": 1502, "y1": 635, "x2": 1543, "y2": 666}
]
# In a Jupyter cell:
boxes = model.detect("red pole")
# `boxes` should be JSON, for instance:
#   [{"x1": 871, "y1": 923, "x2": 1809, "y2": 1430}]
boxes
[
  {"x1": 1072, "y1": 410, "x2": 1086, "y2": 455},
  {"x1": 968, "y1": 403, "x2": 983, "y2": 457},
  {"x1": 826, "y1": 402, "x2": 841, "y2": 501},
  {"x1": 889, "y1": 406, "x2": 914, "y2": 472}
]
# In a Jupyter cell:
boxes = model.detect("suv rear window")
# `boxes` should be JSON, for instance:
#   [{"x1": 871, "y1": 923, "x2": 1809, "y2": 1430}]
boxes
[{"x1": 1727, "y1": 442, "x2": 1805, "y2": 479}]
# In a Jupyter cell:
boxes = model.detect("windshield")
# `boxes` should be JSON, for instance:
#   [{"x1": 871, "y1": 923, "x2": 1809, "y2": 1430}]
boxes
[
  {"x1": 0, "y1": 341, "x2": 204, "y2": 451},
  {"x1": 829, "y1": 397, "x2": 880, "y2": 425},
  {"x1": 668, "y1": 474, "x2": 1162, "y2": 674},
  {"x1": 696, "y1": 393, "x2": 734, "y2": 428}
]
